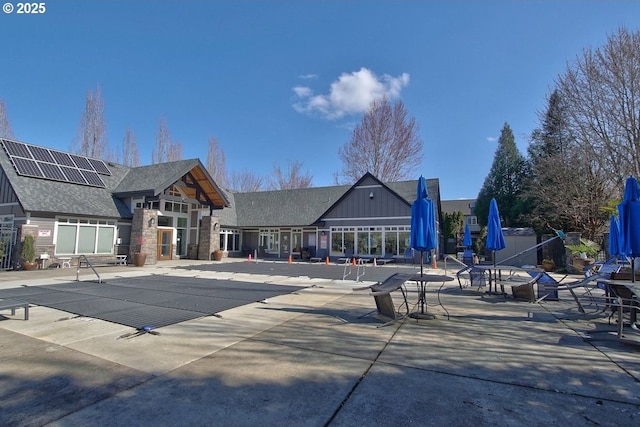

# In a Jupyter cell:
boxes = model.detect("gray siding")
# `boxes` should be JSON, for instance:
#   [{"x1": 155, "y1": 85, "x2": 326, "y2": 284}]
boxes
[{"x1": 322, "y1": 184, "x2": 411, "y2": 222}]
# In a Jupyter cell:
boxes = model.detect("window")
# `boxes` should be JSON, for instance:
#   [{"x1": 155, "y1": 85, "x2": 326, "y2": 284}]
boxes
[
  {"x1": 259, "y1": 229, "x2": 279, "y2": 254},
  {"x1": 330, "y1": 227, "x2": 355, "y2": 256},
  {"x1": 468, "y1": 216, "x2": 478, "y2": 225},
  {"x1": 56, "y1": 218, "x2": 116, "y2": 255},
  {"x1": 220, "y1": 228, "x2": 241, "y2": 252}
]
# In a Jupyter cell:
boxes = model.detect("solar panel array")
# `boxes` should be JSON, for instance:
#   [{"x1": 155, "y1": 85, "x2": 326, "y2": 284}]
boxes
[{"x1": 1, "y1": 139, "x2": 111, "y2": 188}]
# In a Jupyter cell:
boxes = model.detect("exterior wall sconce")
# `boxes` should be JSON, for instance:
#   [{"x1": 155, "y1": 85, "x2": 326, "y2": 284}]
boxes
[
  {"x1": 148, "y1": 217, "x2": 156, "y2": 227},
  {"x1": 369, "y1": 192, "x2": 374, "y2": 199}
]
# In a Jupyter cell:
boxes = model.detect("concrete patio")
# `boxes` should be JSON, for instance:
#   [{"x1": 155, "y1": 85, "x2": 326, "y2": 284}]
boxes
[{"x1": 1, "y1": 259, "x2": 639, "y2": 426}]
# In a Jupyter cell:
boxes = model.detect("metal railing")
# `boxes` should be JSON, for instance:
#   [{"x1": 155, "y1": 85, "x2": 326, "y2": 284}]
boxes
[{"x1": 76, "y1": 254, "x2": 102, "y2": 283}]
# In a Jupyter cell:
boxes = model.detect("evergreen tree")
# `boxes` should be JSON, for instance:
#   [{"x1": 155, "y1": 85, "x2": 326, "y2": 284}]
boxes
[{"x1": 475, "y1": 123, "x2": 529, "y2": 227}]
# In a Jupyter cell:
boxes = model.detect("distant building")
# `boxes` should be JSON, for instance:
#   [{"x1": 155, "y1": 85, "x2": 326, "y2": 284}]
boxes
[{"x1": 0, "y1": 138, "x2": 443, "y2": 269}]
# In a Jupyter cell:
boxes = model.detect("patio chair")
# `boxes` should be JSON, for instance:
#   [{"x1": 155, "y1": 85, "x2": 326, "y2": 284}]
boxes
[
  {"x1": 309, "y1": 249, "x2": 328, "y2": 263},
  {"x1": 456, "y1": 265, "x2": 488, "y2": 290},
  {"x1": 354, "y1": 273, "x2": 412, "y2": 325},
  {"x1": 404, "y1": 248, "x2": 415, "y2": 264},
  {"x1": 375, "y1": 252, "x2": 395, "y2": 265}
]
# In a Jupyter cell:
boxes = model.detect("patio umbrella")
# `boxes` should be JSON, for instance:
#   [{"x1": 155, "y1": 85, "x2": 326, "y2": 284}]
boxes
[
  {"x1": 410, "y1": 176, "x2": 437, "y2": 274},
  {"x1": 463, "y1": 224, "x2": 472, "y2": 248},
  {"x1": 618, "y1": 176, "x2": 640, "y2": 282},
  {"x1": 410, "y1": 176, "x2": 437, "y2": 316},
  {"x1": 486, "y1": 198, "x2": 506, "y2": 292},
  {"x1": 608, "y1": 214, "x2": 622, "y2": 259}
]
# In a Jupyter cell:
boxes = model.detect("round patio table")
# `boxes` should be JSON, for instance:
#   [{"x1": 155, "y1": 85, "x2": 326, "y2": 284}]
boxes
[{"x1": 408, "y1": 274, "x2": 454, "y2": 319}]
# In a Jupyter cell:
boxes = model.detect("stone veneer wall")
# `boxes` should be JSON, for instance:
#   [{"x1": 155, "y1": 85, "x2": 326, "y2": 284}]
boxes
[
  {"x1": 198, "y1": 216, "x2": 220, "y2": 260},
  {"x1": 130, "y1": 208, "x2": 158, "y2": 265}
]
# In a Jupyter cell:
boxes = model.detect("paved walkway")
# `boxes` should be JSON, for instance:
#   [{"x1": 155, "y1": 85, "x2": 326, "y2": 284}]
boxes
[{"x1": 1, "y1": 259, "x2": 640, "y2": 426}]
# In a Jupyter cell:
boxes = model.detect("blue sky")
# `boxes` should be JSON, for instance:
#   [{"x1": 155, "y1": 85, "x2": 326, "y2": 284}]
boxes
[{"x1": 1, "y1": 1, "x2": 638, "y2": 199}]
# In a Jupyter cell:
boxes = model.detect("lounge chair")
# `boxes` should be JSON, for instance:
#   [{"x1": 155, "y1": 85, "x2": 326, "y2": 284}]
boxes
[
  {"x1": 309, "y1": 249, "x2": 328, "y2": 263},
  {"x1": 375, "y1": 253, "x2": 395, "y2": 265},
  {"x1": 529, "y1": 271, "x2": 608, "y2": 313}
]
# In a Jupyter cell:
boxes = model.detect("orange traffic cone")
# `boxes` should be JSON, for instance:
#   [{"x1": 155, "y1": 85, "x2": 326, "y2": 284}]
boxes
[
  {"x1": 248, "y1": 253, "x2": 252, "y2": 263},
  {"x1": 431, "y1": 256, "x2": 437, "y2": 269},
  {"x1": 288, "y1": 254, "x2": 292, "y2": 264},
  {"x1": 325, "y1": 256, "x2": 329, "y2": 265},
  {"x1": 351, "y1": 257, "x2": 357, "y2": 266}
]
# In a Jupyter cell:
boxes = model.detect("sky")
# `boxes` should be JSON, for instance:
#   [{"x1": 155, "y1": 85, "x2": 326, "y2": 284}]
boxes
[{"x1": 1, "y1": 1, "x2": 639, "y2": 200}]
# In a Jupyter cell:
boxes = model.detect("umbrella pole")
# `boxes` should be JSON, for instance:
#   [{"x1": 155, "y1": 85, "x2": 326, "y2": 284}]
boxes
[{"x1": 420, "y1": 251, "x2": 425, "y2": 314}]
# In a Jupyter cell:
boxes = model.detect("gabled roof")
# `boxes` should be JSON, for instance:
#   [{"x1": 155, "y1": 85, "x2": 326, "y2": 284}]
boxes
[
  {"x1": 233, "y1": 184, "x2": 350, "y2": 228},
  {"x1": 314, "y1": 172, "x2": 412, "y2": 223},
  {"x1": 225, "y1": 173, "x2": 441, "y2": 228},
  {"x1": 0, "y1": 139, "x2": 229, "y2": 218},
  {"x1": 113, "y1": 159, "x2": 230, "y2": 209}
]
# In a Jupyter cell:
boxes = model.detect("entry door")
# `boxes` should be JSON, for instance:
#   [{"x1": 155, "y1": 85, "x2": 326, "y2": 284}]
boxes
[{"x1": 157, "y1": 229, "x2": 173, "y2": 260}]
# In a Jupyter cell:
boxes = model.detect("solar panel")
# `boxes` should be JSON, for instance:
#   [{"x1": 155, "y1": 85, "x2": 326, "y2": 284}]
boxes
[
  {"x1": 3, "y1": 139, "x2": 110, "y2": 188},
  {"x1": 50, "y1": 150, "x2": 75, "y2": 167},
  {"x1": 2, "y1": 139, "x2": 32, "y2": 159},
  {"x1": 89, "y1": 158, "x2": 111, "y2": 175},
  {"x1": 80, "y1": 169, "x2": 105, "y2": 187},
  {"x1": 38, "y1": 162, "x2": 67, "y2": 182},
  {"x1": 70, "y1": 154, "x2": 93, "y2": 170},
  {"x1": 28, "y1": 145, "x2": 56, "y2": 163},
  {"x1": 60, "y1": 166, "x2": 87, "y2": 185},
  {"x1": 12, "y1": 157, "x2": 44, "y2": 178}
]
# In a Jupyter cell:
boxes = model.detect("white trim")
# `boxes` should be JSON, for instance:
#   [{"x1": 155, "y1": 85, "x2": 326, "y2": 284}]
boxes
[
  {"x1": 355, "y1": 184, "x2": 383, "y2": 189},
  {"x1": 0, "y1": 202, "x2": 20, "y2": 207},
  {"x1": 323, "y1": 216, "x2": 411, "y2": 222}
]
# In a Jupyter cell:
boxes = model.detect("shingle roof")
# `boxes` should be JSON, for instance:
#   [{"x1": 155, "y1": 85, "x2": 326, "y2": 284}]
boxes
[
  {"x1": 225, "y1": 176, "x2": 441, "y2": 228},
  {"x1": 0, "y1": 140, "x2": 229, "y2": 219},
  {"x1": 0, "y1": 142, "x2": 131, "y2": 218},
  {"x1": 113, "y1": 159, "x2": 230, "y2": 208}
]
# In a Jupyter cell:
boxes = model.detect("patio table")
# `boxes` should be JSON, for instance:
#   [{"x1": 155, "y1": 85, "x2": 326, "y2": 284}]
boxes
[{"x1": 408, "y1": 274, "x2": 453, "y2": 319}]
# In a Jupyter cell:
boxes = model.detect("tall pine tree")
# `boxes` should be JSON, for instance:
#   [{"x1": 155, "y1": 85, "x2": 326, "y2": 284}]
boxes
[{"x1": 475, "y1": 123, "x2": 529, "y2": 227}]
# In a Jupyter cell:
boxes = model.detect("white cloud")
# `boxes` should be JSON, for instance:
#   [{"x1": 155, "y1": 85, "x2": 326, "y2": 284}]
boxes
[
  {"x1": 298, "y1": 73, "x2": 318, "y2": 79},
  {"x1": 292, "y1": 67, "x2": 410, "y2": 120},
  {"x1": 486, "y1": 136, "x2": 498, "y2": 143}
]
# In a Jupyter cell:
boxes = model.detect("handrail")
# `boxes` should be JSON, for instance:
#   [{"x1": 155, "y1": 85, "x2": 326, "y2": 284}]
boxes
[
  {"x1": 443, "y1": 254, "x2": 468, "y2": 274},
  {"x1": 76, "y1": 255, "x2": 102, "y2": 284}
]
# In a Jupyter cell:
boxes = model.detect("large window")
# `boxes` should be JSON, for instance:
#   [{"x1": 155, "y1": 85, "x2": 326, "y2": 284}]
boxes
[
  {"x1": 56, "y1": 218, "x2": 116, "y2": 255},
  {"x1": 259, "y1": 229, "x2": 279, "y2": 254},
  {"x1": 331, "y1": 225, "x2": 411, "y2": 257}
]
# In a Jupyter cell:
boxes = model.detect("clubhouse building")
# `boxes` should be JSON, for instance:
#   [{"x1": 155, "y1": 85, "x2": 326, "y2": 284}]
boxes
[{"x1": 0, "y1": 138, "x2": 442, "y2": 269}]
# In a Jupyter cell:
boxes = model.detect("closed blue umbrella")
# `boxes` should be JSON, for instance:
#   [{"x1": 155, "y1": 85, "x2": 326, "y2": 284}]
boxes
[
  {"x1": 486, "y1": 198, "x2": 506, "y2": 292},
  {"x1": 410, "y1": 176, "x2": 437, "y2": 257},
  {"x1": 618, "y1": 176, "x2": 640, "y2": 281},
  {"x1": 410, "y1": 176, "x2": 437, "y2": 316},
  {"x1": 463, "y1": 224, "x2": 472, "y2": 248},
  {"x1": 608, "y1": 214, "x2": 622, "y2": 258}
]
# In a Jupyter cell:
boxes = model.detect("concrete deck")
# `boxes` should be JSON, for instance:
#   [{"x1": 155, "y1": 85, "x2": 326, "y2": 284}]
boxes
[{"x1": 1, "y1": 259, "x2": 639, "y2": 426}]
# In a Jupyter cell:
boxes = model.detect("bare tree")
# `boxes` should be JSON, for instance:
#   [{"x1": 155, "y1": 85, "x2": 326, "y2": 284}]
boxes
[
  {"x1": 167, "y1": 140, "x2": 183, "y2": 162},
  {"x1": 269, "y1": 160, "x2": 313, "y2": 190},
  {"x1": 206, "y1": 137, "x2": 228, "y2": 188},
  {"x1": 0, "y1": 99, "x2": 15, "y2": 139},
  {"x1": 557, "y1": 27, "x2": 640, "y2": 191},
  {"x1": 74, "y1": 85, "x2": 107, "y2": 158},
  {"x1": 152, "y1": 116, "x2": 171, "y2": 164},
  {"x1": 230, "y1": 169, "x2": 264, "y2": 192},
  {"x1": 122, "y1": 127, "x2": 140, "y2": 167},
  {"x1": 337, "y1": 96, "x2": 423, "y2": 183}
]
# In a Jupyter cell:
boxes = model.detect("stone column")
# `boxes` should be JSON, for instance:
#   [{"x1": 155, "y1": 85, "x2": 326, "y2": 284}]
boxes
[
  {"x1": 198, "y1": 216, "x2": 220, "y2": 260},
  {"x1": 130, "y1": 208, "x2": 158, "y2": 265}
]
